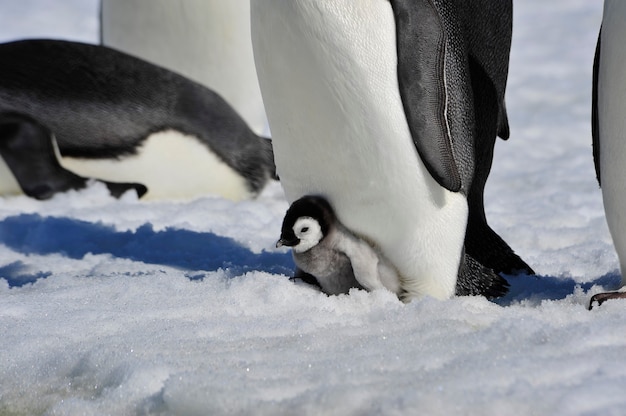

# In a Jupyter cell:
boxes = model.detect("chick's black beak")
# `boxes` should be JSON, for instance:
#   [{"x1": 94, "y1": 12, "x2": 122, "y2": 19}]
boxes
[{"x1": 276, "y1": 237, "x2": 299, "y2": 248}]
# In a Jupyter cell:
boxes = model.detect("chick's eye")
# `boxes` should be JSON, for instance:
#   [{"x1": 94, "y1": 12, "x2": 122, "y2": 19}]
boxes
[{"x1": 300, "y1": 227, "x2": 309, "y2": 233}]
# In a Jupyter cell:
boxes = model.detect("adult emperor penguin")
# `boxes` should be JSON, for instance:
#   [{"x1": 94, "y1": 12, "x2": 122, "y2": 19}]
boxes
[
  {"x1": 0, "y1": 39, "x2": 276, "y2": 200},
  {"x1": 590, "y1": 0, "x2": 626, "y2": 308},
  {"x1": 100, "y1": 0, "x2": 267, "y2": 136},
  {"x1": 252, "y1": 0, "x2": 530, "y2": 300}
]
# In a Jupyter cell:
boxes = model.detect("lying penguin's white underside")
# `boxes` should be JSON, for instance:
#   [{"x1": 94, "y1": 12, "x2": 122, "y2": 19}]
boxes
[
  {"x1": 598, "y1": 0, "x2": 626, "y2": 287},
  {"x1": 0, "y1": 130, "x2": 252, "y2": 201},
  {"x1": 62, "y1": 130, "x2": 252, "y2": 201},
  {"x1": 252, "y1": 1, "x2": 468, "y2": 300}
]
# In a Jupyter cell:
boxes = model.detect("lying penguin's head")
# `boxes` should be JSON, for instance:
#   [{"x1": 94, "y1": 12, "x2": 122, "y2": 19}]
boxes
[{"x1": 276, "y1": 195, "x2": 335, "y2": 253}]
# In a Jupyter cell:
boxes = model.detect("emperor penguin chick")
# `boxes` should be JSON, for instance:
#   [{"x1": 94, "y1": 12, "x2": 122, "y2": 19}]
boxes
[{"x1": 277, "y1": 195, "x2": 403, "y2": 297}]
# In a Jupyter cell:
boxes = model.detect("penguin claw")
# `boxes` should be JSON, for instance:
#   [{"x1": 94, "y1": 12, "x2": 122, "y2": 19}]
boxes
[{"x1": 588, "y1": 291, "x2": 626, "y2": 310}]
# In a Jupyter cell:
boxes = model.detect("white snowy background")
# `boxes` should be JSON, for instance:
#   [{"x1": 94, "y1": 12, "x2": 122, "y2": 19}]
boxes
[{"x1": 0, "y1": 1, "x2": 623, "y2": 415}]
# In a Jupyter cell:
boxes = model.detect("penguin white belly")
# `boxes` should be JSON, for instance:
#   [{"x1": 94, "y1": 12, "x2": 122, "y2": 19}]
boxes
[
  {"x1": 252, "y1": 1, "x2": 467, "y2": 300},
  {"x1": 60, "y1": 130, "x2": 251, "y2": 201},
  {"x1": 598, "y1": 0, "x2": 626, "y2": 287},
  {"x1": 101, "y1": 0, "x2": 267, "y2": 135}
]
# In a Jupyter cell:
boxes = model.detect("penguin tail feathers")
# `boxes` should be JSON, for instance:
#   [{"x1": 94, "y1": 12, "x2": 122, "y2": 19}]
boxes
[{"x1": 456, "y1": 253, "x2": 510, "y2": 299}]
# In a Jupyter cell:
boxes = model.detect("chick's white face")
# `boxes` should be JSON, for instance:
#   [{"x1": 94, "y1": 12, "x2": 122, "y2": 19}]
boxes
[{"x1": 292, "y1": 216, "x2": 324, "y2": 253}]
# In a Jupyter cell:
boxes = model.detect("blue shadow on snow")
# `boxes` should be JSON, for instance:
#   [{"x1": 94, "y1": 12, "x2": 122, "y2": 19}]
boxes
[
  {"x1": 494, "y1": 271, "x2": 621, "y2": 306},
  {"x1": 0, "y1": 213, "x2": 617, "y2": 304},
  {"x1": 0, "y1": 214, "x2": 294, "y2": 287}
]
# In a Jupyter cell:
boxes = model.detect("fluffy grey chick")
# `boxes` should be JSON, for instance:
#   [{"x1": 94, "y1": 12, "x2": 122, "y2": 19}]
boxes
[{"x1": 277, "y1": 195, "x2": 403, "y2": 297}]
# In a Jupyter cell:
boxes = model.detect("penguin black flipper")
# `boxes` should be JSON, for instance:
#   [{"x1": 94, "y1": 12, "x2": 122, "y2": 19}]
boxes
[
  {"x1": 0, "y1": 112, "x2": 146, "y2": 200},
  {"x1": 389, "y1": 0, "x2": 463, "y2": 193}
]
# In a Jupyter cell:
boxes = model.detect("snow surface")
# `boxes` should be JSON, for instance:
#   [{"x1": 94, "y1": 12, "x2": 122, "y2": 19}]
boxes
[{"x1": 1, "y1": 1, "x2": 625, "y2": 415}]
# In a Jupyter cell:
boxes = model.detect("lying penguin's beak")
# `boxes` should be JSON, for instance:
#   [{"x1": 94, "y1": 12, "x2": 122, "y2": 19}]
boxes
[{"x1": 276, "y1": 239, "x2": 285, "y2": 248}]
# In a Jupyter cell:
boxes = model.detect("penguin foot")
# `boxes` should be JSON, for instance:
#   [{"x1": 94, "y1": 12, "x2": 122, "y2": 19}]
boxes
[
  {"x1": 588, "y1": 291, "x2": 626, "y2": 310},
  {"x1": 465, "y1": 222, "x2": 535, "y2": 276},
  {"x1": 289, "y1": 267, "x2": 322, "y2": 289},
  {"x1": 25, "y1": 177, "x2": 147, "y2": 200},
  {"x1": 101, "y1": 180, "x2": 148, "y2": 198},
  {"x1": 456, "y1": 253, "x2": 510, "y2": 299}
]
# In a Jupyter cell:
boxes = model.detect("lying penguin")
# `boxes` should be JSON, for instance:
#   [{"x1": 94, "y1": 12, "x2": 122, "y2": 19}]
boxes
[
  {"x1": 278, "y1": 196, "x2": 509, "y2": 300},
  {"x1": 0, "y1": 39, "x2": 276, "y2": 201}
]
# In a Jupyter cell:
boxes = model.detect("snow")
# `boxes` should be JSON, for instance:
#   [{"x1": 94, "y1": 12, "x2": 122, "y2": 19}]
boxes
[{"x1": 1, "y1": 1, "x2": 625, "y2": 415}]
